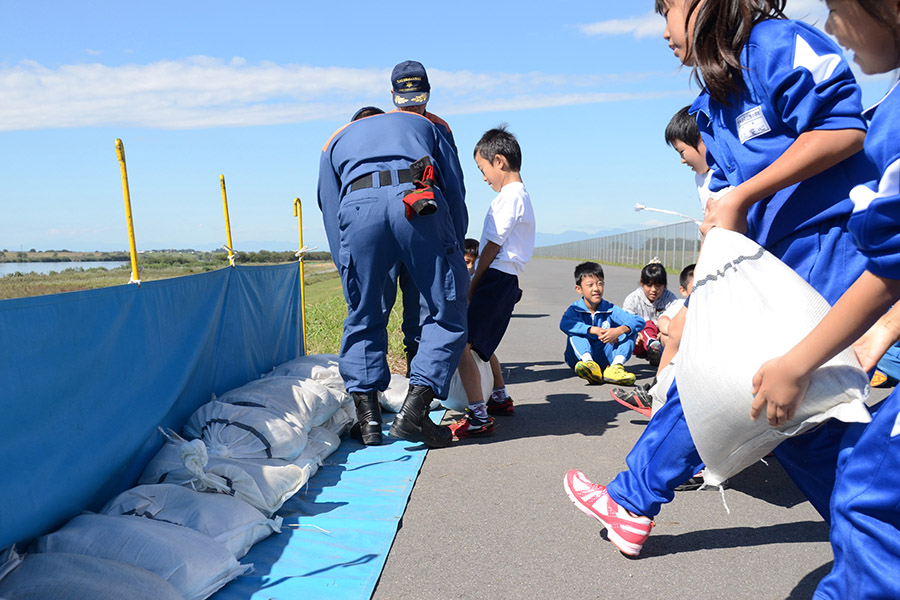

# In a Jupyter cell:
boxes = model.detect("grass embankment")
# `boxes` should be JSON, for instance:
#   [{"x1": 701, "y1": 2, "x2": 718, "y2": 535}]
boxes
[{"x1": 0, "y1": 254, "x2": 407, "y2": 374}]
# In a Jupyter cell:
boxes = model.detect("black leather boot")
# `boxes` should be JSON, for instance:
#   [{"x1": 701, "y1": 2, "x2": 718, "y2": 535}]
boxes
[
  {"x1": 352, "y1": 391, "x2": 383, "y2": 446},
  {"x1": 389, "y1": 384, "x2": 452, "y2": 448}
]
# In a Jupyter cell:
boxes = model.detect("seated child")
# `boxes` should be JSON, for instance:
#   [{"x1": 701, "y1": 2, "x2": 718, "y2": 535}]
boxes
[
  {"x1": 622, "y1": 261, "x2": 677, "y2": 366},
  {"x1": 658, "y1": 263, "x2": 694, "y2": 347},
  {"x1": 452, "y1": 125, "x2": 535, "y2": 437},
  {"x1": 464, "y1": 238, "x2": 479, "y2": 276},
  {"x1": 560, "y1": 262, "x2": 645, "y2": 386}
]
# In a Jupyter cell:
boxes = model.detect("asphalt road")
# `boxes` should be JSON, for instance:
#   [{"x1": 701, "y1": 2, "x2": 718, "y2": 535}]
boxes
[{"x1": 373, "y1": 258, "x2": 879, "y2": 600}]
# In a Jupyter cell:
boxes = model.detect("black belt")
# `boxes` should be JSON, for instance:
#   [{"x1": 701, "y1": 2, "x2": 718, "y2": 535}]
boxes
[{"x1": 349, "y1": 169, "x2": 413, "y2": 192}]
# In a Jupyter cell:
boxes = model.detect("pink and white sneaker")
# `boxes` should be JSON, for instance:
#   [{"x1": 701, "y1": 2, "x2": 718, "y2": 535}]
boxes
[{"x1": 563, "y1": 469, "x2": 654, "y2": 556}]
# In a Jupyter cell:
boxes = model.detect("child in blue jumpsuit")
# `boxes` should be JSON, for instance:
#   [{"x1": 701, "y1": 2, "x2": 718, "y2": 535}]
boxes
[
  {"x1": 318, "y1": 109, "x2": 469, "y2": 447},
  {"x1": 560, "y1": 262, "x2": 645, "y2": 386},
  {"x1": 563, "y1": 0, "x2": 877, "y2": 556},
  {"x1": 753, "y1": 1, "x2": 900, "y2": 596}
]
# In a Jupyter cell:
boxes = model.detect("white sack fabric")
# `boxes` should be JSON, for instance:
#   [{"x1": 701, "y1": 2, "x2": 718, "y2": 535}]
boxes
[
  {"x1": 263, "y1": 354, "x2": 344, "y2": 389},
  {"x1": 140, "y1": 433, "x2": 310, "y2": 517},
  {"x1": 217, "y1": 376, "x2": 347, "y2": 430},
  {"x1": 677, "y1": 228, "x2": 871, "y2": 486},
  {"x1": 101, "y1": 483, "x2": 281, "y2": 559},
  {"x1": 291, "y1": 426, "x2": 343, "y2": 478},
  {"x1": 32, "y1": 513, "x2": 248, "y2": 600},
  {"x1": 443, "y1": 350, "x2": 493, "y2": 411},
  {"x1": 184, "y1": 400, "x2": 308, "y2": 461},
  {"x1": 0, "y1": 552, "x2": 183, "y2": 600}
]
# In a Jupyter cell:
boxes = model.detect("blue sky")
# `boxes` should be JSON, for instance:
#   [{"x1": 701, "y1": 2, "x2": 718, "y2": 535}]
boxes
[{"x1": 0, "y1": 0, "x2": 894, "y2": 253}]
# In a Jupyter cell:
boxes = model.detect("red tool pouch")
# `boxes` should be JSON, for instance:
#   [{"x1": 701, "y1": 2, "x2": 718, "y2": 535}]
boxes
[{"x1": 402, "y1": 160, "x2": 438, "y2": 219}]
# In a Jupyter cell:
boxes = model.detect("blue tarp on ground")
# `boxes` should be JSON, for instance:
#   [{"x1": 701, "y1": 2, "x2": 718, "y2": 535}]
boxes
[
  {"x1": 213, "y1": 417, "x2": 437, "y2": 600},
  {"x1": 0, "y1": 264, "x2": 302, "y2": 550}
]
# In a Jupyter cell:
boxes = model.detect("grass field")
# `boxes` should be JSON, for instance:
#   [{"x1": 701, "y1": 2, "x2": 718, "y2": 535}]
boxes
[{"x1": 0, "y1": 258, "x2": 408, "y2": 374}]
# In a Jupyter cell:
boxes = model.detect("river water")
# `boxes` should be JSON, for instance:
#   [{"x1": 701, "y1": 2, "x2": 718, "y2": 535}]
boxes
[{"x1": 0, "y1": 261, "x2": 129, "y2": 277}]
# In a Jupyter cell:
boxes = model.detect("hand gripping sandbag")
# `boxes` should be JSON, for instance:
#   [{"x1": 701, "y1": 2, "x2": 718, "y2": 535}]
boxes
[
  {"x1": 677, "y1": 228, "x2": 871, "y2": 486},
  {"x1": 184, "y1": 400, "x2": 308, "y2": 461},
  {"x1": 32, "y1": 514, "x2": 249, "y2": 600},
  {"x1": 0, "y1": 552, "x2": 183, "y2": 600},
  {"x1": 101, "y1": 483, "x2": 282, "y2": 559}
]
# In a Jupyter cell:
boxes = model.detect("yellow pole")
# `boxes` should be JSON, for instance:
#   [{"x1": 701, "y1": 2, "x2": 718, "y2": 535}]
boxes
[
  {"x1": 115, "y1": 139, "x2": 141, "y2": 286},
  {"x1": 294, "y1": 197, "x2": 308, "y2": 355},
  {"x1": 220, "y1": 175, "x2": 235, "y2": 267}
]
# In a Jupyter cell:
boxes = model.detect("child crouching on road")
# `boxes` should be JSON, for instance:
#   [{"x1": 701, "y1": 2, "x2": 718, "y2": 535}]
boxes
[
  {"x1": 561, "y1": 262, "x2": 645, "y2": 386},
  {"x1": 451, "y1": 125, "x2": 535, "y2": 438}
]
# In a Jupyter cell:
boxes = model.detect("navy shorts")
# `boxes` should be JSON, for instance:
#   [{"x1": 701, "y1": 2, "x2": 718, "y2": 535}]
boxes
[{"x1": 467, "y1": 268, "x2": 519, "y2": 361}]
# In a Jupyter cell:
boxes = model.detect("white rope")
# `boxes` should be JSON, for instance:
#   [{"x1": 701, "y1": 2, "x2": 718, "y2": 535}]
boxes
[
  {"x1": 295, "y1": 245, "x2": 319, "y2": 262},
  {"x1": 222, "y1": 244, "x2": 238, "y2": 267}
]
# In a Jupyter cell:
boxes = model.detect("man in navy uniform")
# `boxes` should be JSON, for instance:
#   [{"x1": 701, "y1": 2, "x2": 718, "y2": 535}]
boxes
[
  {"x1": 382, "y1": 61, "x2": 464, "y2": 374},
  {"x1": 318, "y1": 90, "x2": 468, "y2": 447}
]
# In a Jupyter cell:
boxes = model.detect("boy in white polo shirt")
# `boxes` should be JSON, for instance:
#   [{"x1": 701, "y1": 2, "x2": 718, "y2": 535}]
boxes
[{"x1": 451, "y1": 125, "x2": 535, "y2": 438}]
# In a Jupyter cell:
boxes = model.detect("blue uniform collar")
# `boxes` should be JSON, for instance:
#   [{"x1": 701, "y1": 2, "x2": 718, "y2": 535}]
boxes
[
  {"x1": 573, "y1": 297, "x2": 613, "y2": 314},
  {"x1": 863, "y1": 80, "x2": 899, "y2": 121}
]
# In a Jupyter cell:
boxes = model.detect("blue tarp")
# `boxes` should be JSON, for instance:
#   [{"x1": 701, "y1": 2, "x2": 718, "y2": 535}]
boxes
[
  {"x1": 213, "y1": 417, "x2": 436, "y2": 600},
  {"x1": 0, "y1": 264, "x2": 302, "y2": 549}
]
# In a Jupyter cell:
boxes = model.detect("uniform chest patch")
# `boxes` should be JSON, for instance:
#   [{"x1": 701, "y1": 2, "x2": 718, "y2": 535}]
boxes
[{"x1": 736, "y1": 106, "x2": 771, "y2": 144}]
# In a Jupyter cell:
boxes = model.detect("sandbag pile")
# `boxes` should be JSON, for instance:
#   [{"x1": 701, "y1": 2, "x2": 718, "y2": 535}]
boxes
[{"x1": 0, "y1": 354, "x2": 353, "y2": 600}]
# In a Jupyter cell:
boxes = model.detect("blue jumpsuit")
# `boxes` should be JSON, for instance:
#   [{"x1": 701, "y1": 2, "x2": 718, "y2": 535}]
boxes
[
  {"x1": 381, "y1": 111, "x2": 463, "y2": 358},
  {"x1": 606, "y1": 19, "x2": 876, "y2": 521},
  {"x1": 560, "y1": 298, "x2": 645, "y2": 370},
  {"x1": 318, "y1": 110, "x2": 469, "y2": 398},
  {"x1": 815, "y1": 81, "x2": 900, "y2": 600}
]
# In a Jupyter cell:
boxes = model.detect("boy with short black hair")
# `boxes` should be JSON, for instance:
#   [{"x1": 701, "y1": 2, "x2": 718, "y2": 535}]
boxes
[
  {"x1": 561, "y1": 262, "x2": 645, "y2": 386},
  {"x1": 622, "y1": 262, "x2": 677, "y2": 366},
  {"x1": 658, "y1": 263, "x2": 695, "y2": 347},
  {"x1": 451, "y1": 125, "x2": 535, "y2": 437}
]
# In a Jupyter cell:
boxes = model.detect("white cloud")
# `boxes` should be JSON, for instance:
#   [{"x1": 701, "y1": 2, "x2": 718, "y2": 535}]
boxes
[
  {"x1": 579, "y1": 12, "x2": 662, "y2": 39},
  {"x1": 0, "y1": 58, "x2": 687, "y2": 131}
]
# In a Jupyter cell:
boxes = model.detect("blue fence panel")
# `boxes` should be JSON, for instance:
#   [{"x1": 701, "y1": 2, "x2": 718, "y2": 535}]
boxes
[{"x1": 0, "y1": 263, "x2": 302, "y2": 549}]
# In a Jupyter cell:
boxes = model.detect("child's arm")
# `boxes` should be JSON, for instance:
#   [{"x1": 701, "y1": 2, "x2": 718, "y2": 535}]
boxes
[
  {"x1": 853, "y1": 303, "x2": 900, "y2": 372},
  {"x1": 469, "y1": 241, "x2": 501, "y2": 301},
  {"x1": 560, "y1": 306, "x2": 592, "y2": 337},
  {"x1": 751, "y1": 271, "x2": 900, "y2": 426},
  {"x1": 702, "y1": 128, "x2": 865, "y2": 235}
]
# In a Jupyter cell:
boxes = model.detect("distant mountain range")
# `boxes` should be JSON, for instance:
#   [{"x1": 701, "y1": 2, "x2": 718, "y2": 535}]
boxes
[{"x1": 534, "y1": 227, "x2": 632, "y2": 248}]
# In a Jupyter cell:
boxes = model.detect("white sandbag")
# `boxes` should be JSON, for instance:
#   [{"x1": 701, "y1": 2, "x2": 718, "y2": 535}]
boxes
[
  {"x1": 291, "y1": 426, "x2": 342, "y2": 478},
  {"x1": 0, "y1": 546, "x2": 22, "y2": 581},
  {"x1": 140, "y1": 432, "x2": 310, "y2": 517},
  {"x1": 379, "y1": 374, "x2": 443, "y2": 412},
  {"x1": 217, "y1": 376, "x2": 347, "y2": 430},
  {"x1": 101, "y1": 483, "x2": 281, "y2": 559},
  {"x1": 443, "y1": 349, "x2": 493, "y2": 411},
  {"x1": 649, "y1": 361, "x2": 677, "y2": 416},
  {"x1": 32, "y1": 514, "x2": 248, "y2": 600},
  {"x1": 380, "y1": 373, "x2": 411, "y2": 412},
  {"x1": 184, "y1": 400, "x2": 308, "y2": 461},
  {"x1": 0, "y1": 552, "x2": 183, "y2": 600},
  {"x1": 677, "y1": 229, "x2": 871, "y2": 486},
  {"x1": 319, "y1": 403, "x2": 355, "y2": 437},
  {"x1": 263, "y1": 354, "x2": 344, "y2": 389}
]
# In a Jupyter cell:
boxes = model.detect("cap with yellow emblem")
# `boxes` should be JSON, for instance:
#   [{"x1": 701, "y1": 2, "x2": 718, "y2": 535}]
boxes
[{"x1": 391, "y1": 60, "x2": 430, "y2": 108}]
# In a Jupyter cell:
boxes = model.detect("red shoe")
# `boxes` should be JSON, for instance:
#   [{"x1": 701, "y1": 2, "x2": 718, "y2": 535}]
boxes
[
  {"x1": 449, "y1": 409, "x2": 496, "y2": 439},
  {"x1": 563, "y1": 470, "x2": 653, "y2": 556},
  {"x1": 609, "y1": 388, "x2": 652, "y2": 418},
  {"x1": 486, "y1": 396, "x2": 514, "y2": 416}
]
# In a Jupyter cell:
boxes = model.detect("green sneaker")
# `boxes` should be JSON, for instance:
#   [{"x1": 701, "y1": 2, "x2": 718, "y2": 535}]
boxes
[{"x1": 574, "y1": 360, "x2": 604, "y2": 384}]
